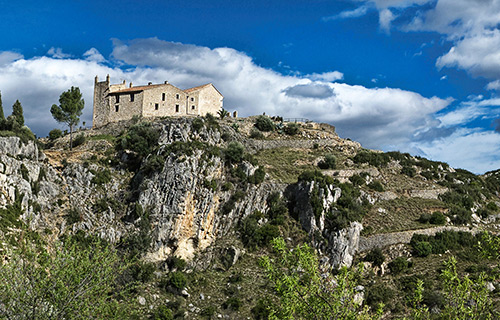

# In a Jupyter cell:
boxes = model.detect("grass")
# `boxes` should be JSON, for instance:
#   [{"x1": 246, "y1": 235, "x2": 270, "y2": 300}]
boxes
[
  {"x1": 362, "y1": 197, "x2": 447, "y2": 234},
  {"x1": 254, "y1": 147, "x2": 347, "y2": 184},
  {"x1": 88, "y1": 134, "x2": 116, "y2": 143}
]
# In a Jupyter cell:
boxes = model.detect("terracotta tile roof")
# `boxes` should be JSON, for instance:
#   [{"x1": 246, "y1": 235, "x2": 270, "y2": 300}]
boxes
[
  {"x1": 183, "y1": 83, "x2": 212, "y2": 93},
  {"x1": 112, "y1": 83, "x2": 166, "y2": 93}
]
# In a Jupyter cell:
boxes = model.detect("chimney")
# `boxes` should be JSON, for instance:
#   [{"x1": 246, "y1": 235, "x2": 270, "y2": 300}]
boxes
[
  {"x1": 164, "y1": 80, "x2": 169, "y2": 84},
  {"x1": 123, "y1": 80, "x2": 126, "y2": 85},
  {"x1": 94, "y1": 75, "x2": 99, "y2": 84},
  {"x1": 129, "y1": 82, "x2": 133, "y2": 88},
  {"x1": 106, "y1": 74, "x2": 110, "y2": 83},
  {"x1": 148, "y1": 82, "x2": 152, "y2": 85}
]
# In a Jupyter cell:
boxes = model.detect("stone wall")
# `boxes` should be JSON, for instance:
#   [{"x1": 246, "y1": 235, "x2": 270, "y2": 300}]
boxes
[{"x1": 198, "y1": 85, "x2": 223, "y2": 116}]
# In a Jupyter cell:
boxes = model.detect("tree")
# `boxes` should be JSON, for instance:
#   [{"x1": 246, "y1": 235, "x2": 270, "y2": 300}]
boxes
[
  {"x1": 0, "y1": 91, "x2": 4, "y2": 124},
  {"x1": 12, "y1": 99, "x2": 24, "y2": 126},
  {"x1": 217, "y1": 108, "x2": 230, "y2": 120},
  {"x1": 51, "y1": 87, "x2": 84, "y2": 150},
  {"x1": 0, "y1": 235, "x2": 137, "y2": 319},
  {"x1": 260, "y1": 237, "x2": 383, "y2": 319}
]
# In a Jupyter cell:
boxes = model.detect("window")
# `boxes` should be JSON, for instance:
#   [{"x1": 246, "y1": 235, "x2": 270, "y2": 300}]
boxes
[
  {"x1": 176, "y1": 94, "x2": 179, "y2": 99},
  {"x1": 115, "y1": 95, "x2": 120, "y2": 103},
  {"x1": 130, "y1": 93, "x2": 134, "y2": 102},
  {"x1": 155, "y1": 103, "x2": 159, "y2": 110},
  {"x1": 191, "y1": 97, "x2": 194, "y2": 102},
  {"x1": 175, "y1": 104, "x2": 179, "y2": 112},
  {"x1": 115, "y1": 105, "x2": 119, "y2": 112},
  {"x1": 162, "y1": 93, "x2": 166, "y2": 101},
  {"x1": 191, "y1": 105, "x2": 195, "y2": 110}
]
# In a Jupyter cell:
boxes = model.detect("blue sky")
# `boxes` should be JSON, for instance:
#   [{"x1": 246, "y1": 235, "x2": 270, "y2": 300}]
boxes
[{"x1": 1, "y1": 0, "x2": 500, "y2": 173}]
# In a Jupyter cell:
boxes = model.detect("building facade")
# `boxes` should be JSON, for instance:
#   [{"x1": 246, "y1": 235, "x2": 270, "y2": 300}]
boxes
[{"x1": 92, "y1": 75, "x2": 224, "y2": 128}]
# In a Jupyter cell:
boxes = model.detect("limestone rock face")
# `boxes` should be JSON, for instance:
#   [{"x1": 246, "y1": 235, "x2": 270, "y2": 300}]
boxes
[{"x1": 292, "y1": 180, "x2": 362, "y2": 268}]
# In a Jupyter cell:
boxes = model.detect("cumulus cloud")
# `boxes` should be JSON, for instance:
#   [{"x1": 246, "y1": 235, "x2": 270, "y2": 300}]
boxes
[
  {"x1": 0, "y1": 38, "x2": 451, "y2": 158},
  {"x1": 412, "y1": 128, "x2": 500, "y2": 173},
  {"x1": 284, "y1": 83, "x2": 335, "y2": 99},
  {"x1": 379, "y1": 8, "x2": 396, "y2": 33},
  {"x1": 0, "y1": 51, "x2": 23, "y2": 67},
  {"x1": 323, "y1": 5, "x2": 370, "y2": 21},
  {"x1": 47, "y1": 47, "x2": 72, "y2": 59},
  {"x1": 305, "y1": 71, "x2": 344, "y2": 82}
]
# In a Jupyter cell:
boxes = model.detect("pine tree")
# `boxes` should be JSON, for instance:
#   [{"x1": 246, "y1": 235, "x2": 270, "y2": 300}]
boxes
[
  {"x1": 12, "y1": 99, "x2": 24, "y2": 126},
  {"x1": 51, "y1": 87, "x2": 84, "y2": 150}
]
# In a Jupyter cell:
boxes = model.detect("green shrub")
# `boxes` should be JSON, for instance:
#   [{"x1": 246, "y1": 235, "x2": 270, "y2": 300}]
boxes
[
  {"x1": 249, "y1": 129, "x2": 265, "y2": 139},
  {"x1": 366, "y1": 283, "x2": 394, "y2": 308},
  {"x1": 388, "y1": 257, "x2": 409, "y2": 274},
  {"x1": 318, "y1": 154, "x2": 336, "y2": 169},
  {"x1": 221, "y1": 132, "x2": 231, "y2": 141},
  {"x1": 223, "y1": 297, "x2": 242, "y2": 311},
  {"x1": 72, "y1": 133, "x2": 86, "y2": 148},
  {"x1": 192, "y1": 117, "x2": 204, "y2": 132},
  {"x1": 486, "y1": 202, "x2": 498, "y2": 211},
  {"x1": 368, "y1": 180, "x2": 384, "y2": 192},
  {"x1": 169, "y1": 271, "x2": 187, "y2": 290},
  {"x1": 364, "y1": 248, "x2": 385, "y2": 267},
  {"x1": 65, "y1": 208, "x2": 81, "y2": 224},
  {"x1": 418, "y1": 213, "x2": 431, "y2": 224},
  {"x1": 200, "y1": 306, "x2": 216, "y2": 318},
  {"x1": 128, "y1": 261, "x2": 155, "y2": 283},
  {"x1": 48, "y1": 128, "x2": 63, "y2": 140},
  {"x1": 166, "y1": 256, "x2": 186, "y2": 271},
  {"x1": 422, "y1": 290, "x2": 445, "y2": 309},
  {"x1": 248, "y1": 166, "x2": 266, "y2": 184},
  {"x1": 251, "y1": 299, "x2": 270, "y2": 320},
  {"x1": 19, "y1": 164, "x2": 29, "y2": 181},
  {"x1": 254, "y1": 116, "x2": 274, "y2": 132},
  {"x1": 413, "y1": 241, "x2": 432, "y2": 257},
  {"x1": 450, "y1": 206, "x2": 472, "y2": 225},
  {"x1": 151, "y1": 305, "x2": 173, "y2": 320},
  {"x1": 349, "y1": 174, "x2": 365, "y2": 186},
  {"x1": 352, "y1": 150, "x2": 389, "y2": 167},
  {"x1": 401, "y1": 166, "x2": 416, "y2": 177},
  {"x1": 117, "y1": 122, "x2": 160, "y2": 157},
  {"x1": 203, "y1": 179, "x2": 218, "y2": 191},
  {"x1": 221, "y1": 182, "x2": 233, "y2": 191},
  {"x1": 429, "y1": 211, "x2": 446, "y2": 225},
  {"x1": 283, "y1": 122, "x2": 299, "y2": 135},
  {"x1": 225, "y1": 141, "x2": 245, "y2": 163},
  {"x1": 91, "y1": 169, "x2": 111, "y2": 185}
]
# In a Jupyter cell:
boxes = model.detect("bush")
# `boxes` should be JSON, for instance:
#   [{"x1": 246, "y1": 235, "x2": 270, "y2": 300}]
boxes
[
  {"x1": 91, "y1": 169, "x2": 112, "y2": 185},
  {"x1": 166, "y1": 256, "x2": 186, "y2": 271},
  {"x1": 418, "y1": 213, "x2": 431, "y2": 224},
  {"x1": 368, "y1": 180, "x2": 384, "y2": 192},
  {"x1": 254, "y1": 115, "x2": 274, "y2": 132},
  {"x1": 450, "y1": 206, "x2": 472, "y2": 225},
  {"x1": 284, "y1": 122, "x2": 299, "y2": 135},
  {"x1": 200, "y1": 306, "x2": 216, "y2": 318},
  {"x1": 225, "y1": 141, "x2": 245, "y2": 163},
  {"x1": 248, "y1": 166, "x2": 265, "y2": 184},
  {"x1": 169, "y1": 271, "x2": 187, "y2": 290},
  {"x1": 430, "y1": 211, "x2": 446, "y2": 225},
  {"x1": 249, "y1": 128, "x2": 265, "y2": 139},
  {"x1": 401, "y1": 166, "x2": 416, "y2": 177},
  {"x1": 117, "y1": 122, "x2": 160, "y2": 157},
  {"x1": 252, "y1": 299, "x2": 270, "y2": 320},
  {"x1": 318, "y1": 154, "x2": 336, "y2": 169},
  {"x1": 349, "y1": 174, "x2": 365, "y2": 186},
  {"x1": 151, "y1": 305, "x2": 173, "y2": 320},
  {"x1": 364, "y1": 248, "x2": 385, "y2": 267},
  {"x1": 222, "y1": 297, "x2": 242, "y2": 311},
  {"x1": 192, "y1": 117, "x2": 204, "y2": 132},
  {"x1": 366, "y1": 283, "x2": 394, "y2": 308},
  {"x1": 413, "y1": 241, "x2": 432, "y2": 257},
  {"x1": 48, "y1": 128, "x2": 63, "y2": 140},
  {"x1": 486, "y1": 202, "x2": 498, "y2": 211},
  {"x1": 388, "y1": 257, "x2": 409, "y2": 274},
  {"x1": 72, "y1": 133, "x2": 86, "y2": 148}
]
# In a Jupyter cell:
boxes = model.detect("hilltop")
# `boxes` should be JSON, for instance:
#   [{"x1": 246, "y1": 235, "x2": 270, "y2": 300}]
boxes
[{"x1": 1, "y1": 114, "x2": 500, "y2": 319}]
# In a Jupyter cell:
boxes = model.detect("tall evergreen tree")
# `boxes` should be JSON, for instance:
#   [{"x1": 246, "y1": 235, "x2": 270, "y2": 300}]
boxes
[
  {"x1": 51, "y1": 87, "x2": 84, "y2": 150},
  {"x1": 12, "y1": 100, "x2": 24, "y2": 126},
  {"x1": 0, "y1": 91, "x2": 5, "y2": 122}
]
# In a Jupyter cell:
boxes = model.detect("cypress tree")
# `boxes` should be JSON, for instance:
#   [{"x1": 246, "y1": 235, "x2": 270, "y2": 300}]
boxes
[
  {"x1": 0, "y1": 91, "x2": 4, "y2": 122},
  {"x1": 12, "y1": 100, "x2": 24, "y2": 126}
]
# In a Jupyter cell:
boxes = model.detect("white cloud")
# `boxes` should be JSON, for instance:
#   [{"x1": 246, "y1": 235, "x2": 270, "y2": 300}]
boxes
[
  {"x1": 323, "y1": 5, "x2": 370, "y2": 21},
  {"x1": 440, "y1": 75, "x2": 447, "y2": 80},
  {"x1": 379, "y1": 8, "x2": 396, "y2": 34},
  {"x1": 0, "y1": 51, "x2": 23, "y2": 67},
  {"x1": 83, "y1": 48, "x2": 105, "y2": 63},
  {"x1": 436, "y1": 30, "x2": 500, "y2": 79},
  {"x1": 47, "y1": 47, "x2": 72, "y2": 59},
  {"x1": 487, "y1": 80, "x2": 500, "y2": 91},
  {"x1": 0, "y1": 39, "x2": 450, "y2": 158},
  {"x1": 412, "y1": 128, "x2": 500, "y2": 173},
  {"x1": 305, "y1": 71, "x2": 344, "y2": 82}
]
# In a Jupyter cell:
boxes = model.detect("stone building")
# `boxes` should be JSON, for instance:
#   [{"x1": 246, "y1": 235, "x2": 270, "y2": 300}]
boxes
[{"x1": 92, "y1": 75, "x2": 224, "y2": 128}]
